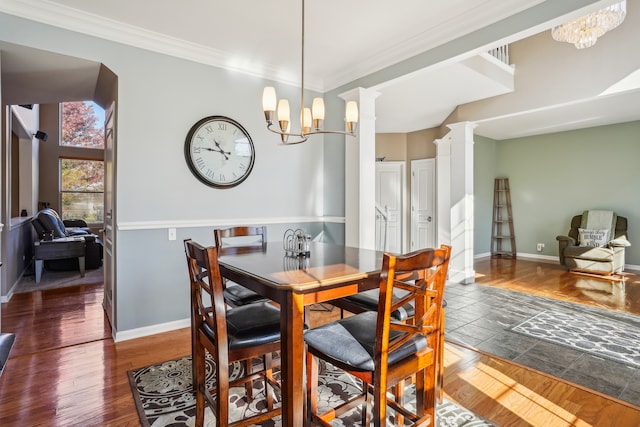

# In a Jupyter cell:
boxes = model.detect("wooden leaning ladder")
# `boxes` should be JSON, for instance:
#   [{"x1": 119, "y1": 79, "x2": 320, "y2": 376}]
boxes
[{"x1": 491, "y1": 178, "x2": 516, "y2": 258}]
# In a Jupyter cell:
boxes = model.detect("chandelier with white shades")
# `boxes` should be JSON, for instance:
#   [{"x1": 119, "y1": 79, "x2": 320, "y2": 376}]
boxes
[
  {"x1": 262, "y1": 0, "x2": 358, "y2": 145},
  {"x1": 551, "y1": 1, "x2": 627, "y2": 49}
]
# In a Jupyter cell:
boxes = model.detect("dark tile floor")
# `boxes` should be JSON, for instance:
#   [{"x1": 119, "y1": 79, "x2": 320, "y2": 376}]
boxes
[{"x1": 443, "y1": 281, "x2": 640, "y2": 407}]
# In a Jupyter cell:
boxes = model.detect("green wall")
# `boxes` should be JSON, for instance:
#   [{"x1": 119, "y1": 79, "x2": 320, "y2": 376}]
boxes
[
  {"x1": 474, "y1": 135, "x2": 499, "y2": 256},
  {"x1": 474, "y1": 120, "x2": 640, "y2": 267}
]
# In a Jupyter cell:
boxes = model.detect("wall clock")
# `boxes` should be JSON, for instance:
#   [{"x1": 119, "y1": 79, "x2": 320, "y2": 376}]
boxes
[{"x1": 184, "y1": 116, "x2": 255, "y2": 188}]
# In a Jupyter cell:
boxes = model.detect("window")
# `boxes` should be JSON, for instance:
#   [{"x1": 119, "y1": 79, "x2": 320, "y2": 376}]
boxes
[
  {"x1": 60, "y1": 159, "x2": 104, "y2": 222},
  {"x1": 61, "y1": 101, "x2": 104, "y2": 148},
  {"x1": 59, "y1": 100, "x2": 105, "y2": 222}
]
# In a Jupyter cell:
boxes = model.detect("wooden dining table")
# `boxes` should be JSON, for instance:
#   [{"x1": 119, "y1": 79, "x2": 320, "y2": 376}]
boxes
[{"x1": 217, "y1": 241, "x2": 383, "y2": 426}]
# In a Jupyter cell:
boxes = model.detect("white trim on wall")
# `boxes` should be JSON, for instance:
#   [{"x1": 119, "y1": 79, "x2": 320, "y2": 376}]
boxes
[
  {"x1": 474, "y1": 252, "x2": 640, "y2": 272},
  {"x1": 117, "y1": 216, "x2": 345, "y2": 231},
  {"x1": 114, "y1": 318, "x2": 190, "y2": 342}
]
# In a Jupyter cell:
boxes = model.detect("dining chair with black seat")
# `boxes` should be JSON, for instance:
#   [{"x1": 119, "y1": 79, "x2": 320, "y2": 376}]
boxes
[
  {"x1": 329, "y1": 290, "x2": 448, "y2": 405},
  {"x1": 304, "y1": 245, "x2": 451, "y2": 427},
  {"x1": 214, "y1": 226, "x2": 270, "y2": 307},
  {"x1": 184, "y1": 239, "x2": 282, "y2": 427}
]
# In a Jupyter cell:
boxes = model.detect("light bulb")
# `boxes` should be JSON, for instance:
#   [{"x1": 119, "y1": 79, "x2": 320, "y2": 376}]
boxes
[
  {"x1": 262, "y1": 87, "x2": 277, "y2": 112},
  {"x1": 277, "y1": 99, "x2": 290, "y2": 134},
  {"x1": 301, "y1": 108, "x2": 312, "y2": 133},
  {"x1": 312, "y1": 98, "x2": 325, "y2": 120},
  {"x1": 277, "y1": 99, "x2": 290, "y2": 122},
  {"x1": 345, "y1": 101, "x2": 359, "y2": 123}
]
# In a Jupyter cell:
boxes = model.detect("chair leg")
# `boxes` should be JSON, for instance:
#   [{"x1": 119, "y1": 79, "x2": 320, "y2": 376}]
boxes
[
  {"x1": 416, "y1": 366, "x2": 436, "y2": 423},
  {"x1": 394, "y1": 379, "x2": 405, "y2": 426},
  {"x1": 217, "y1": 355, "x2": 230, "y2": 427},
  {"x1": 244, "y1": 359, "x2": 254, "y2": 400},
  {"x1": 194, "y1": 343, "x2": 207, "y2": 427},
  {"x1": 438, "y1": 310, "x2": 445, "y2": 404},
  {"x1": 362, "y1": 383, "x2": 370, "y2": 426},
  {"x1": 372, "y1": 379, "x2": 387, "y2": 427},
  {"x1": 264, "y1": 352, "x2": 275, "y2": 410},
  {"x1": 306, "y1": 351, "x2": 319, "y2": 425}
]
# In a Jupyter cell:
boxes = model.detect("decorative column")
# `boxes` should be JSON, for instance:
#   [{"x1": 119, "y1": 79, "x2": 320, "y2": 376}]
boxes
[
  {"x1": 434, "y1": 136, "x2": 451, "y2": 247},
  {"x1": 340, "y1": 87, "x2": 380, "y2": 250},
  {"x1": 435, "y1": 121, "x2": 477, "y2": 284}
]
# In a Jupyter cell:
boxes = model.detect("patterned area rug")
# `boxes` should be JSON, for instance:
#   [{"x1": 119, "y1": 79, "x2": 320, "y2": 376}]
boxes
[
  {"x1": 128, "y1": 355, "x2": 496, "y2": 426},
  {"x1": 510, "y1": 309, "x2": 640, "y2": 368}
]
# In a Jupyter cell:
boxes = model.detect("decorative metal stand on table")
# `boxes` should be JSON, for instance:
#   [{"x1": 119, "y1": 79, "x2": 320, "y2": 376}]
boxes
[{"x1": 34, "y1": 236, "x2": 86, "y2": 283}]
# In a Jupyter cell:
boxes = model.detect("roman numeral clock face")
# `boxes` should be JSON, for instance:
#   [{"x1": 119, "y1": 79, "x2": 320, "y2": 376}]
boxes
[{"x1": 184, "y1": 116, "x2": 255, "y2": 188}]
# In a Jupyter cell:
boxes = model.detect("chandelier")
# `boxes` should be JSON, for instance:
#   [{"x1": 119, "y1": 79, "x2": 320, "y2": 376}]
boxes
[
  {"x1": 262, "y1": 0, "x2": 358, "y2": 144},
  {"x1": 551, "y1": 1, "x2": 626, "y2": 49}
]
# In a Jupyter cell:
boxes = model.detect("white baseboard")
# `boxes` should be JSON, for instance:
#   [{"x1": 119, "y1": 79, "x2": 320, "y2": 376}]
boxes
[
  {"x1": 474, "y1": 252, "x2": 492, "y2": 259},
  {"x1": 516, "y1": 253, "x2": 560, "y2": 263},
  {"x1": 474, "y1": 252, "x2": 559, "y2": 263},
  {"x1": 474, "y1": 252, "x2": 640, "y2": 272},
  {"x1": 1, "y1": 274, "x2": 23, "y2": 303},
  {"x1": 114, "y1": 318, "x2": 190, "y2": 342},
  {"x1": 625, "y1": 263, "x2": 640, "y2": 272}
]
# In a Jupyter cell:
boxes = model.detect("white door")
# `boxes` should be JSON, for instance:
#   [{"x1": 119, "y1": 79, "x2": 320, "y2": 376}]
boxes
[
  {"x1": 103, "y1": 101, "x2": 115, "y2": 330},
  {"x1": 411, "y1": 159, "x2": 435, "y2": 250},
  {"x1": 375, "y1": 162, "x2": 405, "y2": 253}
]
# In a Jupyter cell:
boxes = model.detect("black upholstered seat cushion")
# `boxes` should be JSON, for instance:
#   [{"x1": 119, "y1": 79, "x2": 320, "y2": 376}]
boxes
[
  {"x1": 223, "y1": 282, "x2": 268, "y2": 306},
  {"x1": 304, "y1": 311, "x2": 427, "y2": 372},
  {"x1": 340, "y1": 289, "x2": 415, "y2": 321},
  {"x1": 202, "y1": 301, "x2": 280, "y2": 350}
]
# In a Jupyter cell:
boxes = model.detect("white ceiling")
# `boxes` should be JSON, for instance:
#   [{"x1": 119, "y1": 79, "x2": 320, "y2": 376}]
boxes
[{"x1": 1, "y1": 0, "x2": 638, "y2": 139}]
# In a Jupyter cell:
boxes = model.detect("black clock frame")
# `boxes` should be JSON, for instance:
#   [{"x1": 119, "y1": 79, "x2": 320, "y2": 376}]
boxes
[{"x1": 184, "y1": 115, "x2": 255, "y2": 188}]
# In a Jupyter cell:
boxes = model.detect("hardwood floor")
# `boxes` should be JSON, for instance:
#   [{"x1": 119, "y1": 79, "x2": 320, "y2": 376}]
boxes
[
  {"x1": 0, "y1": 284, "x2": 191, "y2": 426},
  {"x1": 454, "y1": 257, "x2": 640, "y2": 426},
  {"x1": 0, "y1": 258, "x2": 638, "y2": 426},
  {"x1": 474, "y1": 257, "x2": 640, "y2": 316}
]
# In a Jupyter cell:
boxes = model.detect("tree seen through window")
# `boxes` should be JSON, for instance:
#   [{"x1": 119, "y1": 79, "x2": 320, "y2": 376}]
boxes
[
  {"x1": 60, "y1": 101, "x2": 105, "y2": 221},
  {"x1": 61, "y1": 159, "x2": 104, "y2": 222},
  {"x1": 62, "y1": 101, "x2": 104, "y2": 148}
]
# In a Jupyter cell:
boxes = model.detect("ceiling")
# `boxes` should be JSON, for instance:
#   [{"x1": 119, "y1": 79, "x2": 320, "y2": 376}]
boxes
[{"x1": 1, "y1": 0, "x2": 638, "y2": 139}]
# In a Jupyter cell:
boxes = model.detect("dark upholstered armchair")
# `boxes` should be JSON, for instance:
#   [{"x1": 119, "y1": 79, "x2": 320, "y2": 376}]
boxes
[
  {"x1": 31, "y1": 208, "x2": 91, "y2": 238},
  {"x1": 556, "y1": 210, "x2": 630, "y2": 275},
  {"x1": 31, "y1": 208, "x2": 103, "y2": 270}
]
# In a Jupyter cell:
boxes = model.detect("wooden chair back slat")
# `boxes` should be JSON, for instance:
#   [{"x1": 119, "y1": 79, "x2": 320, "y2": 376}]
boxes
[{"x1": 376, "y1": 245, "x2": 451, "y2": 374}]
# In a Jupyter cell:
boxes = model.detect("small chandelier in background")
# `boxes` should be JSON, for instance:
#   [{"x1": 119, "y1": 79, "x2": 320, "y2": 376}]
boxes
[
  {"x1": 262, "y1": 0, "x2": 358, "y2": 145},
  {"x1": 551, "y1": 0, "x2": 626, "y2": 49}
]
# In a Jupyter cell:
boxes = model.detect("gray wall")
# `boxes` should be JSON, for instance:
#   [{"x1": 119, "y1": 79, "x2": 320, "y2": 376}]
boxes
[
  {"x1": 0, "y1": 12, "x2": 330, "y2": 335},
  {"x1": 474, "y1": 121, "x2": 640, "y2": 267}
]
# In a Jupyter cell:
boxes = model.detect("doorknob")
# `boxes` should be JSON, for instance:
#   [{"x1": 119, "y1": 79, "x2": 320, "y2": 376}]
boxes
[{"x1": 427, "y1": 216, "x2": 432, "y2": 222}]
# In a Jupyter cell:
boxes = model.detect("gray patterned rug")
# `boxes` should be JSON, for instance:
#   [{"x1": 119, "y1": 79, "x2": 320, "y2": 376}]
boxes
[
  {"x1": 128, "y1": 355, "x2": 496, "y2": 426},
  {"x1": 444, "y1": 281, "x2": 640, "y2": 407},
  {"x1": 510, "y1": 309, "x2": 640, "y2": 368}
]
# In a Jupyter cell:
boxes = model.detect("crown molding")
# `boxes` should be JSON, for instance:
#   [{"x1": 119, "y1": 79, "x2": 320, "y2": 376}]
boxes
[
  {"x1": 0, "y1": 0, "x2": 305, "y2": 87},
  {"x1": 322, "y1": 0, "x2": 546, "y2": 90},
  {"x1": 0, "y1": 0, "x2": 556, "y2": 92}
]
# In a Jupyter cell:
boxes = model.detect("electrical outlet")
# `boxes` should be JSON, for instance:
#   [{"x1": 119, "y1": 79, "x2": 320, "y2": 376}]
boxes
[
  {"x1": 168, "y1": 228, "x2": 176, "y2": 241},
  {"x1": 536, "y1": 243, "x2": 544, "y2": 252}
]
